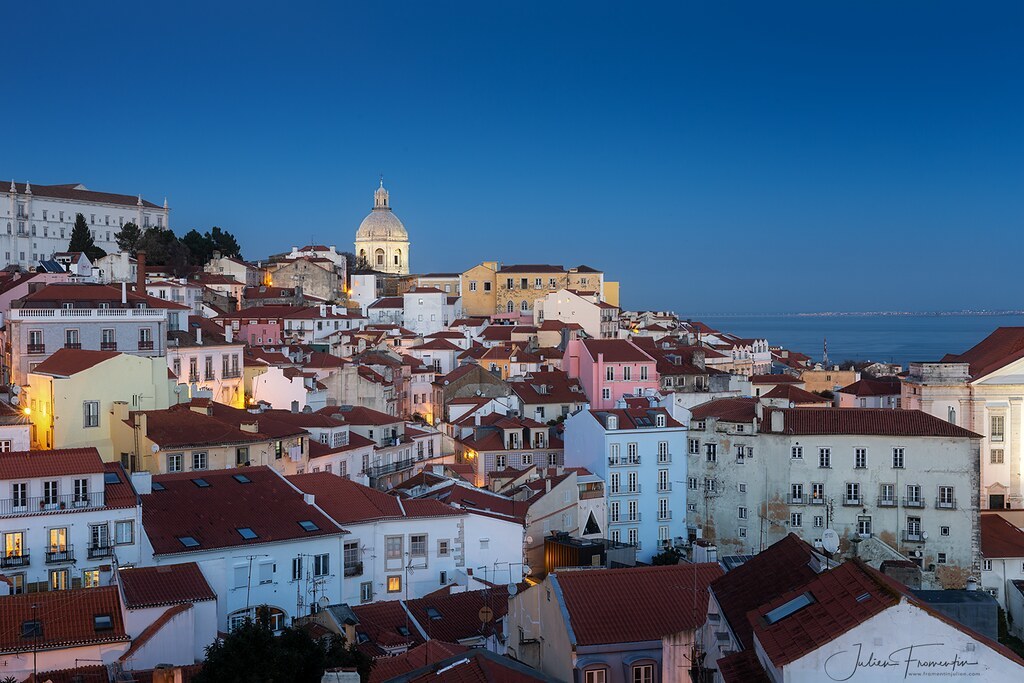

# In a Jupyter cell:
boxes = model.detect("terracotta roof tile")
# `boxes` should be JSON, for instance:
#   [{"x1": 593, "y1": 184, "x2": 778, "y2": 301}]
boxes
[
  {"x1": 750, "y1": 373, "x2": 802, "y2": 384},
  {"x1": 555, "y1": 563, "x2": 723, "y2": 646},
  {"x1": 939, "y1": 327, "x2": 1024, "y2": 379},
  {"x1": 762, "y1": 384, "x2": 831, "y2": 405},
  {"x1": 369, "y1": 641, "x2": 469, "y2": 683},
  {"x1": 7, "y1": 181, "x2": 161, "y2": 207},
  {"x1": 691, "y1": 397, "x2": 760, "y2": 422},
  {"x1": 766, "y1": 407, "x2": 981, "y2": 438},
  {"x1": 404, "y1": 585, "x2": 521, "y2": 644},
  {"x1": 717, "y1": 649, "x2": 771, "y2": 682},
  {"x1": 837, "y1": 377, "x2": 903, "y2": 396},
  {"x1": 0, "y1": 586, "x2": 129, "y2": 653},
  {"x1": 141, "y1": 466, "x2": 343, "y2": 555},
  {"x1": 981, "y1": 513, "x2": 1024, "y2": 558},
  {"x1": 0, "y1": 447, "x2": 105, "y2": 479},
  {"x1": 288, "y1": 472, "x2": 464, "y2": 524},
  {"x1": 118, "y1": 562, "x2": 216, "y2": 608},
  {"x1": 29, "y1": 348, "x2": 121, "y2": 376},
  {"x1": 580, "y1": 339, "x2": 655, "y2": 363}
]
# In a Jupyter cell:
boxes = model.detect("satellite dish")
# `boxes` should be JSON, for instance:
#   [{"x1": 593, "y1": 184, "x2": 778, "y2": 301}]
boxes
[
  {"x1": 525, "y1": 535, "x2": 534, "y2": 545},
  {"x1": 821, "y1": 529, "x2": 840, "y2": 554},
  {"x1": 921, "y1": 531, "x2": 929, "y2": 540},
  {"x1": 507, "y1": 583, "x2": 518, "y2": 597},
  {"x1": 151, "y1": 444, "x2": 159, "y2": 453},
  {"x1": 11, "y1": 385, "x2": 20, "y2": 395},
  {"x1": 10, "y1": 395, "x2": 18, "y2": 406},
  {"x1": 522, "y1": 565, "x2": 531, "y2": 575},
  {"x1": 478, "y1": 606, "x2": 494, "y2": 623}
]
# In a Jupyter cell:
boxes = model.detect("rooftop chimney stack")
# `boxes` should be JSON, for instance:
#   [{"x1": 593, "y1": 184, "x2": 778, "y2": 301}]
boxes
[{"x1": 136, "y1": 250, "x2": 147, "y2": 296}]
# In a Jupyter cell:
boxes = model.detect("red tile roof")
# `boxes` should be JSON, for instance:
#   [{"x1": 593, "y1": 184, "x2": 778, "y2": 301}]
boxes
[
  {"x1": 0, "y1": 586, "x2": 129, "y2": 653},
  {"x1": 118, "y1": 562, "x2": 217, "y2": 608},
  {"x1": 751, "y1": 560, "x2": 898, "y2": 666},
  {"x1": 141, "y1": 466, "x2": 342, "y2": 555},
  {"x1": 318, "y1": 405, "x2": 402, "y2": 426},
  {"x1": 580, "y1": 339, "x2": 655, "y2": 363},
  {"x1": 368, "y1": 296, "x2": 404, "y2": 309},
  {"x1": 981, "y1": 513, "x2": 1024, "y2": 558},
  {"x1": 7, "y1": 181, "x2": 162, "y2": 207},
  {"x1": 0, "y1": 447, "x2": 105, "y2": 479},
  {"x1": 762, "y1": 384, "x2": 831, "y2": 405},
  {"x1": 710, "y1": 534, "x2": 821, "y2": 649},
  {"x1": 406, "y1": 585, "x2": 523, "y2": 645},
  {"x1": 103, "y1": 462, "x2": 142, "y2": 509},
  {"x1": 717, "y1": 649, "x2": 771, "y2": 683},
  {"x1": 554, "y1": 563, "x2": 723, "y2": 646},
  {"x1": 411, "y1": 338, "x2": 463, "y2": 352},
  {"x1": 940, "y1": 327, "x2": 1024, "y2": 379},
  {"x1": 22, "y1": 283, "x2": 187, "y2": 309},
  {"x1": 288, "y1": 472, "x2": 465, "y2": 524},
  {"x1": 401, "y1": 650, "x2": 554, "y2": 682},
  {"x1": 765, "y1": 407, "x2": 981, "y2": 438},
  {"x1": 29, "y1": 348, "x2": 121, "y2": 376},
  {"x1": 497, "y1": 264, "x2": 565, "y2": 273},
  {"x1": 369, "y1": 641, "x2": 470, "y2": 683},
  {"x1": 351, "y1": 600, "x2": 426, "y2": 651},
  {"x1": 690, "y1": 397, "x2": 759, "y2": 422},
  {"x1": 588, "y1": 405, "x2": 683, "y2": 429},
  {"x1": 837, "y1": 377, "x2": 903, "y2": 396},
  {"x1": 132, "y1": 402, "x2": 305, "y2": 449},
  {"x1": 427, "y1": 483, "x2": 531, "y2": 523}
]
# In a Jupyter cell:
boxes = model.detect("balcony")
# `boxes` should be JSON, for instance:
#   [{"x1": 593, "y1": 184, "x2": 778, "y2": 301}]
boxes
[
  {"x1": 657, "y1": 482, "x2": 672, "y2": 492},
  {"x1": 88, "y1": 544, "x2": 114, "y2": 560},
  {"x1": 64, "y1": 342, "x2": 82, "y2": 350},
  {"x1": 788, "y1": 495, "x2": 805, "y2": 505},
  {"x1": 344, "y1": 562, "x2": 364, "y2": 577},
  {"x1": 46, "y1": 545, "x2": 75, "y2": 564},
  {"x1": 878, "y1": 497, "x2": 897, "y2": 508},
  {"x1": 1, "y1": 491, "x2": 105, "y2": 517},
  {"x1": 27, "y1": 343, "x2": 45, "y2": 354},
  {"x1": 0, "y1": 551, "x2": 29, "y2": 568},
  {"x1": 138, "y1": 340, "x2": 155, "y2": 350},
  {"x1": 902, "y1": 497, "x2": 926, "y2": 509},
  {"x1": 223, "y1": 369, "x2": 242, "y2": 379},
  {"x1": 204, "y1": 373, "x2": 216, "y2": 381},
  {"x1": 810, "y1": 497, "x2": 825, "y2": 506},
  {"x1": 188, "y1": 373, "x2": 200, "y2": 383},
  {"x1": 935, "y1": 498, "x2": 957, "y2": 510},
  {"x1": 657, "y1": 453, "x2": 672, "y2": 464},
  {"x1": 902, "y1": 531, "x2": 926, "y2": 543},
  {"x1": 100, "y1": 341, "x2": 118, "y2": 351},
  {"x1": 658, "y1": 511, "x2": 672, "y2": 521},
  {"x1": 843, "y1": 496, "x2": 863, "y2": 507},
  {"x1": 627, "y1": 514, "x2": 642, "y2": 522},
  {"x1": 366, "y1": 458, "x2": 414, "y2": 478},
  {"x1": 10, "y1": 308, "x2": 167, "y2": 321}
]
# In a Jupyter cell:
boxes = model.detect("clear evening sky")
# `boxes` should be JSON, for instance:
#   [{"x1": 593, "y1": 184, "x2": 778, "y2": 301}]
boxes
[{"x1": 5, "y1": 2, "x2": 1022, "y2": 313}]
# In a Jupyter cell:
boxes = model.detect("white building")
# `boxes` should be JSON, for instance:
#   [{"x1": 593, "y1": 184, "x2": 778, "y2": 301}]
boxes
[
  {"x1": 167, "y1": 317, "x2": 245, "y2": 407},
  {"x1": 403, "y1": 287, "x2": 463, "y2": 336},
  {"x1": 903, "y1": 328, "x2": 1024, "y2": 511},
  {"x1": 0, "y1": 448, "x2": 143, "y2": 594},
  {"x1": 687, "y1": 398, "x2": 980, "y2": 585},
  {"x1": 2, "y1": 181, "x2": 170, "y2": 269},
  {"x1": 562, "y1": 397, "x2": 688, "y2": 562},
  {"x1": 980, "y1": 512, "x2": 1024, "y2": 637},
  {"x1": 288, "y1": 473, "x2": 525, "y2": 605},
  {"x1": 138, "y1": 466, "x2": 345, "y2": 632},
  {"x1": 354, "y1": 181, "x2": 410, "y2": 275},
  {"x1": 534, "y1": 288, "x2": 618, "y2": 339},
  {"x1": 94, "y1": 252, "x2": 138, "y2": 284}
]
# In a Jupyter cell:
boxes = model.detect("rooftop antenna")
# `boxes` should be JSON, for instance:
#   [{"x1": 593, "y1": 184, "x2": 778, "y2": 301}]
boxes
[{"x1": 822, "y1": 337, "x2": 829, "y2": 367}]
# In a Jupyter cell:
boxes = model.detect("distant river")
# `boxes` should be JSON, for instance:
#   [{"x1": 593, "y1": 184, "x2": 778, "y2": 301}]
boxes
[{"x1": 694, "y1": 314, "x2": 1024, "y2": 368}]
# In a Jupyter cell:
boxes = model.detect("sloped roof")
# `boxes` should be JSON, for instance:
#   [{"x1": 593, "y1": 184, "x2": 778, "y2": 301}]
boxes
[
  {"x1": 765, "y1": 407, "x2": 981, "y2": 438},
  {"x1": 717, "y1": 649, "x2": 772, "y2": 683},
  {"x1": 0, "y1": 586, "x2": 129, "y2": 653},
  {"x1": 0, "y1": 447, "x2": 105, "y2": 479},
  {"x1": 118, "y1": 562, "x2": 216, "y2": 608},
  {"x1": 141, "y1": 466, "x2": 342, "y2": 555},
  {"x1": 837, "y1": 377, "x2": 903, "y2": 396},
  {"x1": 940, "y1": 327, "x2": 1024, "y2": 379},
  {"x1": 6, "y1": 181, "x2": 161, "y2": 207},
  {"x1": 981, "y1": 513, "x2": 1024, "y2": 558},
  {"x1": 750, "y1": 373, "x2": 802, "y2": 385},
  {"x1": 29, "y1": 348, "x2": 121, "y2": 376},
  {"x1": 369, "y1": 641, "x2": 469, "y2": 683},
  {"x1": 288, "y1": 472, "x2": 465, "y2": 524},
  {"x1": 404, "y1": 585, "x2": 520, "y2": 644},
  {"x1": 762, "y1": 384, "x2": 831, "y2": 405},
  {"x1": 580, "y1": 339, "x2": 654, "y2": 363},
  {"x1": 555, "y1": 563, "x2": 723, "y2": 646}
]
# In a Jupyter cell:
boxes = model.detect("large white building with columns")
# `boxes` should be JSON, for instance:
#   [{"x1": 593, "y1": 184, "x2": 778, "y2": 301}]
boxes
[
  {"x1": 2, "y1": 181, "x2": 170, "y2": 269},
  {"x1": 354, "y1": 180, "x2": 410, "y2": 275}
]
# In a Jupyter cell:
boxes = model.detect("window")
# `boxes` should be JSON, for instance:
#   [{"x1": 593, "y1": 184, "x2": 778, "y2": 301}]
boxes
[
  {"x1": 857, "y1": 516, "x2": 872, "y2": 536},
  {"x1": 606, "y1": 367, "x2": 614, "y2": 381},
  {"x1": 907, "y1": 516, "x2": 922, "y2": 538},
  {"x1": 855, "y1": 448, "x2": 867, "y2": 469},
  {"x1": 360, "y1": 581, "x2": 373, "y2": 602},
  {"x1": 65, "y1": 328, "x2": 80, "y2": 347},
  {"x1": 991, "y1": 415, "x2": 1005, "y2": 442},
  {"x1": 632, "y1": 664, "x2": 654, "y2": 683},
  {"x1": 688, "y1": 438, "x2": 699, "y2": 455},
  {"x1": 705, "y1": 443, "x2": 717, "y2": 462},
  {"x1": 937, "y1": 552, "x2": 947, "y2": 564},
  {"x1": 738, "y1": 482, "x2": 747, "y2": 493},
  {"x1": 313, "y1": 553, "x2": 330, "y2": 576},
  {"x1": 814, "y1": 515, "x2": 824, "y2": 528},
  {"x1": 983, "y1": 559, "x2": 993, "y2": 572},
  {"x1": 43, "y1": 481, "x2": 59, "y2": 506},
  {"x1": 291, "y1": 557, "x2": 303, "y2": 581},
  {"x1": 906, "y1": 484, "x2": 922, "y2": 504},
  {"x1": 385, "y1": 535, "x2": 403, "y2": 561},
  {"x1": 469, "y1": 281, "x2": 477, "y2": 292},
  {"x1": 83, "y1": 401, "x2": 100, "y2": 428},
  {"x1": 642, "y1": 366, "x2": 650, "y2": 381},
  {"x1": 623, "y1": 366, "x2": 632, "y2": 381},
  {"x1": 237, "y1": 527, "x2": 258, "y2": 540},
  {"x1": 50, "y1": 569, "x2": 69, "y2": 591},
  {"x1": 410, "y1": 534, "x2": 427, "y2": 560},
  {"x1": 438, "y1": 539, "x2": 450, "y2": 556},
  {"x1": 192, "y1": 452, "x2": 207, "y2": 470},
  {"x1": 115, "y1": 520, "x2": 134, "y2": 544},
  {"x1": 602, "y1": 388, "x2": 611, "y2": 400},
  {"x1": 610, "y1": 501, "x2": 620, "y2": 523},
  {"x1": 495, "y1": 454, "x2": 507, "y2": 468},
  {"x1": 387, "y1": 575, "x2": 402, "y2": 593},
  {"x1": 83, "y1": 569, "x2": 101, "y2": 588},
  {"x1": 704, "y1": 478, "x2": 717, "y2": 493},
  {"x1": 521, "y1": 453, "x2": 533, "y2": 466},
  {"x1": 167, "y1": 453, "x2": 183, "y2": 472},
  {"x1": 940, "y1": 526, "x2": 950, "y2": 536},
  {"x1": 236, "y1": 447, "x2": 249, "y2": 466},
  {"x1": 811, "y1": 482, "x2": 824, "y2": 504},
  {"x1": 688, "y1": 477, "x2": 698, "y2": 490},
  {"x1": 791, "y1": 483, "x2": 804, "y2": 503},
  {"x1": 892, "y1": 447, "x2": 905, "y2": 469},
  {"x1": 738, "y1": 506, "x2": 748, "y2": 519},
  {"x1": 790, "y1": 512, "x2": 803, "y2": 527},
  {"x1": 846, "y1": 482, "x2": 861, "y2": 504},
  {"x1": 880, "y1": 483, "x2": 896, "y2": 504},
  {"x1": 938, "y1": 486, "x2": 955, "y2": 508},
  {"x1": 991, "y1": 449, "x2": 1004, "y2": 464},
  {"x1": 818, "y1": 448, "x2": 831, "y2": 468}
]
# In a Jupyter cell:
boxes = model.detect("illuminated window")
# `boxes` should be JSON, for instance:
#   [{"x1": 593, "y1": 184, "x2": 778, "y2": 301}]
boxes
[{"x1": 387, "y1": 575, "x2": 402, "y2": 593}]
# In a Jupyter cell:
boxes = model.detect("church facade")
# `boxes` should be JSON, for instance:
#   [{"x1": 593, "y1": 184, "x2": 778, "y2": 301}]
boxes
[{"x1": 354, "y1": 180, "x2": 410, "y2": 275}]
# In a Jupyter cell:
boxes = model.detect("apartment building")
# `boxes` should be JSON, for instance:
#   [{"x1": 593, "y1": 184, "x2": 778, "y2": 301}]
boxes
[{"x1": 565, "y1": 338, "x2": 659, "y2": 409}]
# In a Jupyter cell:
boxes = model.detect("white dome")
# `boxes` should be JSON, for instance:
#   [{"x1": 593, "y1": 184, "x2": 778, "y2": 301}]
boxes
[{"x1": 355, "y1": 182, "x2": 408, "y2": 242}]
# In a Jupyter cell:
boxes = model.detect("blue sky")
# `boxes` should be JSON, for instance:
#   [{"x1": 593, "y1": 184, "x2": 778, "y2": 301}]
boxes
[{"x1": 5, "y1": 2, "x2": 1022, "y2": 312}]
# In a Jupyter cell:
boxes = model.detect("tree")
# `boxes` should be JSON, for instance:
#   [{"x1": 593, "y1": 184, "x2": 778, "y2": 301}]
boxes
[
  {"x1": 181, "y1": 229, "x2": 214, "y2": 264},
  {"x1": 209, "y1": 226, "x2": 242, "y2": 259},
  {"x1": 114, "y1": 221, "x2": 142, "y2": 254},
  {"x1": 194, "y1": 615, "x2": 373, "y2": 683},
  {"x1": 136, "y1": 227, "x2": 191, "y2": 278},
  {"x1": 68, "y1": 213, "x2": 107, "y2": 262},
  {"x1": 651, "y1": 547, "x2": 682, "y2": 565}
]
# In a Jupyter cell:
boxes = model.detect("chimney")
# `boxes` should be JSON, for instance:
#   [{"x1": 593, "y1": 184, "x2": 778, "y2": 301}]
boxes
[
  {"x1": 770, "y1": 410, "x2": 784, "y2": 433},
  {"x1": 225, "y1": 325, "x2": 233, "y2": 344},
  {"x1": 121, "y1": 281, "x2": 127, "y2": 305},
  {"x1": 195, "y1": 326, "x2": 203, "y2": 345},
  {"x1": 136, "y1": 250, "x2": 147, "y2": 295}
]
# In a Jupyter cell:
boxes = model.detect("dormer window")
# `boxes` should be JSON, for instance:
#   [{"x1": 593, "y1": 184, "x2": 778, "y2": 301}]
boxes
[
  {"x1": 607, "y1": 415, "x2": 618, "y2": 430},
  {"x1": 655, "y1": 414, "x2": 666, "y2": 428}
]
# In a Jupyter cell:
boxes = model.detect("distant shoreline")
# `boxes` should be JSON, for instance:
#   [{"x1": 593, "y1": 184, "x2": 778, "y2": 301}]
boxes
[{"x1": 686, "y1": 311, "x2": 1024, "y2": 318}]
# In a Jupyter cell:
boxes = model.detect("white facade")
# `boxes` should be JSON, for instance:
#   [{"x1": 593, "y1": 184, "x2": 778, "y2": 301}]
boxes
[
  {"x1": 354, "y1": 182, "x2": 410, "y2": 275},
  {"x1": 251, "y1": 365, "x2": 328, "y2": 413},
  {"x1": 2, "y1": 181, "x2": 169, "y2": 269},
  {"x1": 167, "y1": 339, "x2": 245, "y2": 407},
  {"x1": 403, "y1": 288, "x2": 462, "y2": 336},
  {"x1": 534, "y1": 288, "x2": 610, "y2": 339},
  {"x1": 94, "y1": 252, "x2": 138, "y2": 284}
]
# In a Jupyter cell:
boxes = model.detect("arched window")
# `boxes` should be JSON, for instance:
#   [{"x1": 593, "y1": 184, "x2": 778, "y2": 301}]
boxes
[
  {"x1": 506, "y1": 301, "x2": 514, "y2": 313},
  {"x1": 394, "y1": 248, "x2": 402, "y2": 267},
  {"x1": 375, "y1": 249, "x2": 385, "y2": 267},
  {"x1": 520, "y1": 300, "x2": 529, "y2": 312},
  {"x1": 358, "y1": 249, "x2": 366, "y2": 261}
]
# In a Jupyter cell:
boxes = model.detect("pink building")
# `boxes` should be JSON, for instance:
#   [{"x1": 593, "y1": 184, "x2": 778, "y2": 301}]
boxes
[
  {"x1": 217, "y1": 305, "x2": 290, "y2": 346},
  {"x1": 565, "y1": 338, "x2": 659, "y2": 409}
]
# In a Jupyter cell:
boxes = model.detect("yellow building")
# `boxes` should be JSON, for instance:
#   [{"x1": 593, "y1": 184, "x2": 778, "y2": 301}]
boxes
[
  {"x1": 26, "y1": 349, "x2": 175, "y2": 460},
  {"x1": 460, "y1": 261, "x2": 498, "y2": 317},
  {"x1": 800, "y1": 367, "x2": 861, "y2": 394}
]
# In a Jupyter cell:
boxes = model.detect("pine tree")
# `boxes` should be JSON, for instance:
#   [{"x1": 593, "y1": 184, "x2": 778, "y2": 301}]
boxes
[
  {"x1": 114, "y1": 221, "x2": 142, "y2": 254},
  {"x1": 68, "y1": 213, "x2": 106, "y2": 261}
]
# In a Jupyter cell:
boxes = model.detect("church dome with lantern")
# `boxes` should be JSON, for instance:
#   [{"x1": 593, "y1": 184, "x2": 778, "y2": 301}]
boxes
[{"x1": 354, "y1": 179, "x2": 410, "y2": 274}]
